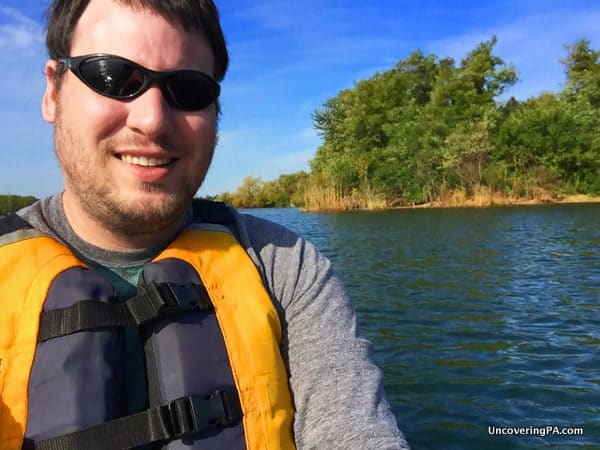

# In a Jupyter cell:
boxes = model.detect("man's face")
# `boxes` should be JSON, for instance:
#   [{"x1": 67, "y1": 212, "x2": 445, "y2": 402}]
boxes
[{"x1": 42, "y1": 0, "x2": 218, "y2": 236}]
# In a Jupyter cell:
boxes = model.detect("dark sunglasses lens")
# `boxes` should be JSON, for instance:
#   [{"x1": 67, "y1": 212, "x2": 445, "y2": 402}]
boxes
[
  {"x1": 79, "y1": 58, "x2": 145, "y2": 98},
  {"x1": 76, "y1": 56, "x2": 219, "y2": 110},
  {"x1": 166, "y1": 72, "x2": 219, "y2": 110}
]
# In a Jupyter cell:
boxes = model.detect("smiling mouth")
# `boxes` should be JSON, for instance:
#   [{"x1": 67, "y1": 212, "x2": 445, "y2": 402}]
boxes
[{"x1": 120, "y1": 154, "x2": 174, "y2": 167}]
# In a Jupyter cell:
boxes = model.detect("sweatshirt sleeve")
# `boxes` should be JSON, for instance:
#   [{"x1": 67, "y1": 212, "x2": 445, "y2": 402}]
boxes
[{"x1": 235, "y1": 212, "x2": 410, "y2": 450}]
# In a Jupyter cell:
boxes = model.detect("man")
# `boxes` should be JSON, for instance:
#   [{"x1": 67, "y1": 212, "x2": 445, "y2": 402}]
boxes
[{"x1": 0, "y1": 0, "x2": 409, "y2": 448}]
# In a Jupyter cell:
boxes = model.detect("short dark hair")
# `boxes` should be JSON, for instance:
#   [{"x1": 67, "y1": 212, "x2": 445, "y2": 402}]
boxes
[{"x1": 46, "y1": 0, "x2": 229, "y2": 82}]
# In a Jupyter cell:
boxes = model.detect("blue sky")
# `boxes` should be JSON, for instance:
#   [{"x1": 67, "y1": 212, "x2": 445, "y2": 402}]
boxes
[{"x1": 1, "y1": 0, "x2": 599, "y2": 198}]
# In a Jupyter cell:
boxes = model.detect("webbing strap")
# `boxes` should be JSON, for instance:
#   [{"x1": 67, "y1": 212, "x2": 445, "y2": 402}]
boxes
[
  {"x1": 23, "y1": 389, "x2": 242, "y2": 450},
  {"x1": 193, "y1": 199, "x2": 235, "y2": 225},
  {"x1": 38, "y1": 301, "x2": 131, "y2": 341},
  {"x1": 0, "y1": 213, "x2": 33, "y2": 234},
  {"x1": 38, "y1": 282, "x2": 213, "y2": 341}
]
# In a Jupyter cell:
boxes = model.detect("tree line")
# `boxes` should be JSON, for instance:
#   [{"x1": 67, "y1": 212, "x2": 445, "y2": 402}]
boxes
[
  {"x1": 0, "y1": 195, "x2": 37, "y2": 217},
  {"x1": 5, "y1": 39, "x2": 599, "y2": 211},
  {"x1": 214, "y1": 37, "x2": 600, "y2": 209}
]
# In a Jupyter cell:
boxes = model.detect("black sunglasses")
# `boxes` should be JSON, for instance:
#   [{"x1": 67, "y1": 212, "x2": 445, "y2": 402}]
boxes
[{"x1": 58, "y1": 53, "x2": 220, "y2": 111}]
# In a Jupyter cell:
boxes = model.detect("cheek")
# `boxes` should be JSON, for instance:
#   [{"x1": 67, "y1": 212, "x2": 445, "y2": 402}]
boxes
[
  {"x1": 62, "y1": 87, "x2": 127, "y2": 139},
  {"x1": 184, "y1": 113, "x2": 217, "y2": 154},
  {"x1": 87, "y1": 102, "x2": 128, "y2": 136}
]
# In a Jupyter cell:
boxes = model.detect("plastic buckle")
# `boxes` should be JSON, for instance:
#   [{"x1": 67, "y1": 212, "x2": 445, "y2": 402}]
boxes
[
  {"x1": 215, "y1": 389, "x2": 241, "y2": 426},
  {"x1": 147, "y1": 281, "x2": 206, "y2": 316},
  {"x1": 168, "y1": 395, "x2": 203, "y2": 438},
  {"x1": 167, "y1": 391, "x2": 230, "y2": 438}
]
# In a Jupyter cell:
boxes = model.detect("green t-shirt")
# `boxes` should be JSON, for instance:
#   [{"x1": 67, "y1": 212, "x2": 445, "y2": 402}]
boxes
[{"x1": 86, "y1": 263, "x2": 148, "y2": 414}]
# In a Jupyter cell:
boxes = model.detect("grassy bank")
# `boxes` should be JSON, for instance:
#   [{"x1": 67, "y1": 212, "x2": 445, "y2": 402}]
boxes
[
  {"x1": 302, "y1": 185, "x2": 600, "y2": 212},
  {"x1": 302, "y1": 183, "x2": 386, "y2": 212}
]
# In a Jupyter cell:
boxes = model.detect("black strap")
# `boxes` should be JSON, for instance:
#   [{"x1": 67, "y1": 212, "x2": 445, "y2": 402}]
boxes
[
  {"x1": 38, "y1": 282, "x2": 213, "y2": 341},
  {"x1": 24, "y1": 389, "x2": 242, "y2": 450},
  {"x1": 193, "y1": 199, "x2": 235, "y2": 225},
  {"x1": 0, "y1": 213, "x2": 33, "y2": 235},
  {"x1": 38, "y1": 301, "x2": 131, "y2": 342}
]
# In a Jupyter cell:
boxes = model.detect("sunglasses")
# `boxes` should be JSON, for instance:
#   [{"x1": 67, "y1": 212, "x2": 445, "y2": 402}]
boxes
[{"x1": 58, "y1": 53, "x2": 220, "y2": 111}]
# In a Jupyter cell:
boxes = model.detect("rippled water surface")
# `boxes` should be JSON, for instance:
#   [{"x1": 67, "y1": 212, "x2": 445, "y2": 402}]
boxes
[{"x1": 245, "y1": 204, "x2": 600, "y2": 449}]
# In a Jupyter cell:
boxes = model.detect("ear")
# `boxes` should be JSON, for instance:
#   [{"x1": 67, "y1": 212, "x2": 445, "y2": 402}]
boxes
[{"x1": 42, "y1": 60, "x2": 60, "y2": 123}]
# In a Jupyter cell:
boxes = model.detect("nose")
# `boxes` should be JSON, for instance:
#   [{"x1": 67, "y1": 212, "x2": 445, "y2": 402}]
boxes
[{"x1": 125, "y1": 85, "x2": 174, "y2": 138}]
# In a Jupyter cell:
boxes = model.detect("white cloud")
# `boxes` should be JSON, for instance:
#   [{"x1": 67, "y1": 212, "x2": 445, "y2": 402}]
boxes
[
  {"x1": 201, "y1": 124, "x2": 316, "y2": 195},
  {"x1": 426, "y1": 8, "x2": 600, "y2": 99},
  {"x1": 0, "y1": 7, "x2": 53, "y2": 196},
  {"x1": 0, "y1": 7, "x2": 44, "y2": 53},
  {"x1": 0, "y1": 7, "x2": 47, "y2": 104},
  {"x1": 294, "y1": 126, "x2": 320, "y2": 143}
]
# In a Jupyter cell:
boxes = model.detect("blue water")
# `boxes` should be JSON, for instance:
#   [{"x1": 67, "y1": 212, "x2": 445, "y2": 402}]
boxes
[{"x1": 244, "y1": 203, "x2": 600, "y2": 449}]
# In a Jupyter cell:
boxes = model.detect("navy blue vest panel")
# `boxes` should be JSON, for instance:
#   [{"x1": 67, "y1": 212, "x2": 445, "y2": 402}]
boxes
[
  {"x1": 141, "y1": 259, "x2": 246, "y2": 449},
  {"x1": 25, "y1": 268, "x2": 126, "y2": 439}
]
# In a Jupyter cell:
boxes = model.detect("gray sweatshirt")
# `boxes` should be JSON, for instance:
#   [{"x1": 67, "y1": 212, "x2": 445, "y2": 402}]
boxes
[{"x1": 18, "y1": 194, "x2": 409, "y2": 450}]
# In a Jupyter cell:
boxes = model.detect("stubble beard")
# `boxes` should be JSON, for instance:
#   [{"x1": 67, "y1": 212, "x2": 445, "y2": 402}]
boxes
[{"x1": 53, "y1": 102, "x2": 214, "y2": 237}]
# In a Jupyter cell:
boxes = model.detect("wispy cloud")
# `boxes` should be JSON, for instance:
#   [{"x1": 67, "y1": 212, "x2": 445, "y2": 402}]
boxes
[
  {"x1": 0, "y1": 6, "x2": 47, "y2": 104},
  {"x1": 202, "y1": 124, "x2": 316, "y2": 195},
  {"x1": 427, "y1": 8, "x2": 600, "y2": 98},
  {"x1": 0, "y1": 6, "x2": 44, "y2": 53},
  {"x1": 224, "y1": 1, "x2": 408, "y2": 76},
  {"x1": 0, "y1": 6, "x2": 52, "y2": 196}
]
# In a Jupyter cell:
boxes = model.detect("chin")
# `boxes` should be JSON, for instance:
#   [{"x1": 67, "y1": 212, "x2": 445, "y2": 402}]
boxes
[
  {"x1": 128, "y1": 188, "x2": 188, "y2": 216},
  {"x1": 87, "y1": 187, "x2": 190, "y2": 235}
]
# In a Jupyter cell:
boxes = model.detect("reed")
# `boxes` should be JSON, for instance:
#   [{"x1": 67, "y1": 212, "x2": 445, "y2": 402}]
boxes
[
  {"x1": 302, "y1": 182, "x2": 387, "y2": 212},
  {"x1": 427, "y1": 185, "x2": 560, "y2": 208},
  {"x1": 302, "y1": 181, "x2": 599, "y2": 212}
]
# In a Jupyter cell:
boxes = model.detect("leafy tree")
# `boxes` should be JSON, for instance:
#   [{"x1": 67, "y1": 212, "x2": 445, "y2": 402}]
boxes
[
  {"x1": 231, "y1": 177, "x2": 266, "y2": 208},
  {"x1": 222, "y1": 38, "x2": 600, "y2": 207},
  {"x1": 212, "y1": 191, "x2": 234, "y2": 205},
  {"x1": 562, "y1": 39, "x2": 600, "y2": 105},
  {"x1": 219, "y1": 171, "x2": 310, "y2": 208},
  {"x1": 0, "y1": 195, "x2": 37, "y2": 216},
  {"x1": 275, "y1": 171, "x2": 310, "y2": 206},
  {"x1": 559, "y1": 39, "x2": 600, "y2": 192}
]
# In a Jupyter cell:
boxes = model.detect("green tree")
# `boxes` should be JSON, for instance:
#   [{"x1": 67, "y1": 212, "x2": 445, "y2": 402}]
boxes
[
  {"x1": 559, "y1": 39, "x2": 600, "y2": 192},
  {"x1": 225, "y1": 38, "x2": 600, "y2": 208},
  {"x1": 0, "y1": 195, "x2": 37, "y2": 216},
  {"x1": 231, "y1": 177, "x2": 265, "y2": 208},
  {"x1": 562, "y1": 39, "x2": 600, "y2": 106}
]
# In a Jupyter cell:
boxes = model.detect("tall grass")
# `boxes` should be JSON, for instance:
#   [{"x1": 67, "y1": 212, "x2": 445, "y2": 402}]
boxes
[
  {"x1": 302, "y1": 180, "x2": 387, "y2": 212},
  {"x1": 301, "y1": 174, "x2": 598, "y2": 211},
  {"x1": 427, "y1": 184, "x2": 560, "y2": 207}
]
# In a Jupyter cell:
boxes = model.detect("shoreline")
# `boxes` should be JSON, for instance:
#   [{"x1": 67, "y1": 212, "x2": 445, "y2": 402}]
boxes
[
  {"x1": 395, "y1": 194, "x2": 600, "y2": 210},
  {"x1": 301, "y1": 193, "x2": 600, "y2": 212}
]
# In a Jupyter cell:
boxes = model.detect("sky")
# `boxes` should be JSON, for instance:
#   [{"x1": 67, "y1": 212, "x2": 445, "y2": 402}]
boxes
[{"x1": 1, "y1": 0, "x2": 599, "y2": 198}]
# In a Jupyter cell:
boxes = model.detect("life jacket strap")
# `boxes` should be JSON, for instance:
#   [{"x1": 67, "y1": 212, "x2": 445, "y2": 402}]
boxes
[
  {"x1": 0, "y1": 212, "x2": 33, "y2": 234},
  {"x1": 23, "y1": 389, "x2": 242, "y2": 450},
  {"x1": 38, "y1": 300, "x2": 131, "y2": 341},
  {"x1": 129, "y1": 280, "x2": 213, "y2": 324},
  {"x1": 38, "y1": 281, "x2": 213, "y2": 341}
]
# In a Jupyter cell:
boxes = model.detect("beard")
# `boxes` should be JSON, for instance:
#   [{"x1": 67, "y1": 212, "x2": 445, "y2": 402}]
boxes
[{"x1": 53, "y1": 101, "x2": 215, "y2": 237}]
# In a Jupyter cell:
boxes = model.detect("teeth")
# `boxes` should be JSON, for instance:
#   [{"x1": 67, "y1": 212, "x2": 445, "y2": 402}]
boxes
[{"x1": 121, "y1": 154, "x2": 171, "y2": 167}]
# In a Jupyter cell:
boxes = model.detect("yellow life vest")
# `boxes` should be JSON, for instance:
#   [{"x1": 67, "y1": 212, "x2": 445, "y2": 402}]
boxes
[{"x1": 0, "y1": 218, "x2": 295, "y2": 449}]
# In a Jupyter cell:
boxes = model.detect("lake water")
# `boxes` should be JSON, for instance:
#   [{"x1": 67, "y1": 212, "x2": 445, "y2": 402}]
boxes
[{"x1": 244, "y1": 203, "x2": 600, "y2": 450}]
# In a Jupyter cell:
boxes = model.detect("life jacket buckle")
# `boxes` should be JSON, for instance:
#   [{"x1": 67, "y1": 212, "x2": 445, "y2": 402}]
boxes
[
  {"x1": 167, "y1": 390, "x2": 239, "y2": 438},
  {"x1": 148, "y1": 281, "x2": 211, "y2": 316}
]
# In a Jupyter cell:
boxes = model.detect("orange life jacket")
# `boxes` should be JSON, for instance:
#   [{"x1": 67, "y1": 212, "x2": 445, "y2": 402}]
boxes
[{"x1": 0, "y1": 214, "x2": 295, "y2": 450}]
